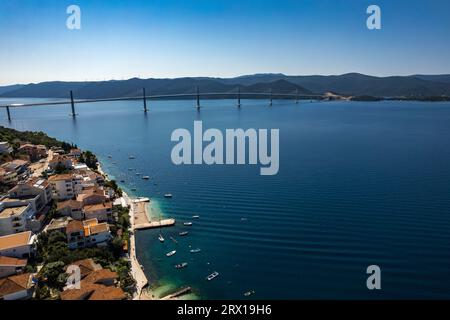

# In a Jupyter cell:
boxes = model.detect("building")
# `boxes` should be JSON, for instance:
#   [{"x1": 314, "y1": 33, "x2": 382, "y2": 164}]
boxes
[
  {"x1": 18, "y1": 144, "x2": 47, "y2": 161},
  {"x1": 0, "y1": 231, "x2": 35, "y2": 258},
  {"x1": 66, "y1": 258, "x2": 102, "y2": 279},
  {"x1": 8, "y1": 178, "x2": 52, "y2": 213},
  {"x1": 66, "y1": 219, "x2": 111, "y2": 249},
  {"x1": 0, "y1": 201, "x2": 34, "y2": 236},
  {"x1": 60, "y1": 266, "x2": 125, "y2": 300},
  {"x1": 1, "y1": 159, "x2": 30, "y2": 176},
  {"x1": 0, "y1": 142, "x2": 13, "y2": 155},
  {"x1": 68, "y1": 148, "x2": 82, "y2": 158},
  {"x1": 76, "y1": 187, "x2": 108, "y2": 206},
  {"x1": 43, "y1": 217, "x2": 72, "y2": 234},
  {"x1": 48, "y1": 173, "x2": 78, "y2": 200},
  {"x1": 0, "y1": 168, "x2": 18, "y2": 185},
  {"x1": 0, "y1": 256, "x2": 27, "y2": 278},
  {"x1": 48, "y1": 155, "x2": 73, "y2": 171},
  {"x1": 0, "y1": 273, "x2": 35, "y2": 300},
  {"x1": 56, "y1": 200, "x2": 83, "y2": 220},
  {"x1": 83, "y1": 202, "x2": 112, "y2": 222}
]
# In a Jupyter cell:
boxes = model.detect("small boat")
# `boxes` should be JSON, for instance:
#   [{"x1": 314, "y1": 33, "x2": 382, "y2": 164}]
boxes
[
  {"x1": 128, "y1": 168, "x2": 133, "y2": 171},
  {"x1": 158, "y1": 234, "x2": 164, "y2": 242},
  {"x1": 183, "y1": 222, "x2": 192, "y2": 226},
  {"x1": 136, "y1": 172, "x2": 141, "y2": 175},
  {"x1": 244, "y1": 290, "x2": 255, "y2": 297},
  {"x1": 175, "y1": 262, "x2": 188, "y2": 269},
  {"x1": 179, "y1": 231, "x2": 189, "y2": 236},
  {"x1": 142, "y1": 176, "x2": 150, "y2": 180},
  {"x1": 206, "y1": 271, "x2": 219, "y2": 281},
  {"x1": 120, "y1": 180, "x2": 125, "y2": 183},
  {"x1": 166, "y1": 250, "x2": 176, "y2": 257},
  {"x1": 190, "y1": 248, "x2": 201, "y2": 253},
  {"x1": 108, "y1": 155, "x2": 112, "y2": 158},
  {"x1": 164, "y1": 193, "x2": 172, "y2": 198},
  {"x1": 192, "y1": 215, "x2": 200, "y2": 219},
  {"x1": 129, "y1": 155, "x2": 135, "y2": 159}
]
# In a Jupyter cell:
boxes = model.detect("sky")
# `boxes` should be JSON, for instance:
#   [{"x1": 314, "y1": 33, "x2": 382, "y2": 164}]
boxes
[{"x1": 0, "y1": 0, "x2": 450, "y2": 85}]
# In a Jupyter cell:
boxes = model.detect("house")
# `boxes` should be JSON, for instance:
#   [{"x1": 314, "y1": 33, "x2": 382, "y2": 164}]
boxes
[
  {"x1": 43, "y1": 216, "x2": 72, "y2": 234},
  {"x1": 76, "y1": 187, "x2": 108, "y2": 206},
  {"x1": 60, "y1": 266, "x2": 125, "y2": 301},
  {"x1": 1, "y1": 159, "x2": 30, "y2": 176},
  {"x1": 66, "y1": 219, "x2": 111, "y2": 249},
  {"x1": 0, "y1": 273, "x2": 35, "y2": 300},
  {"x1": 18, "y1": 144, "x2": 47, "y2": 161},
  {"x1": 56, "y1": 200, "x2": 83, "y2": 220},
  {"x1": 0, "y1": 168, "x2": 17, "y2": 185},
  {"x1": 0, "y1": 142, "x2": 13, "y2": 154},
  {"x1": 83, "y1": 202, "x2": 112, "y2": 222},
  {"x1": 0, "y1": 256, "x2": 27, "y2": 278},
  {"x1": 0, "y1": 201, "x2": 35, "y2": 236},
  {"x1": 0, "y1": 231, "x2": 35, "y2": 259},
  {"x1": 68, "y1": 148, "x2": 82, "y2": 159},
  {"x1": 66, "y1": 258, "x2": 102, "y2": 279},
  {"x1": 48, "y1": 173, "x2": 79, "y2": 200},
  {"x1": 48, "y1": 155, "x2": 73, "y2": 171}
]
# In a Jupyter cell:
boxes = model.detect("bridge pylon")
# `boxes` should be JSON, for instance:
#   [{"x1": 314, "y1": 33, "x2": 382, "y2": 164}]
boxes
[
  {"x1": 295, "y1": 89, "x2": 299, "y2": 104},
  {"x1": 143, "y1": 88, "x2": 148, "y2": 113},
  {"x1": 70, "y1": 91, "x2": 76, "y2": 117},
  {"x1": 269, "y1": 88, "x2": 273, "y2": 106},
  {"x1": 237, "y1": 86, "x2": 241, "y2": 108},
  {"x1": 196, "y1": 86, "x2": 201, "y2": 109},
  {"x1": 6, "y1": 105, "x2": 11, "y2": 122}
]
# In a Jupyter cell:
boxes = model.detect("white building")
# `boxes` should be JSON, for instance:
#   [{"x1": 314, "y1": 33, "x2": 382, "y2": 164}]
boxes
[
  {"x1": 0, "y1": 231, "x2": 35, "y2": 258},
  {"x1": 48, "y1": 173, "x2": 78, "y2": 200},
  {"x1": 0, "y1": 142, "x2": 13, "y2": 154},
  {"x1": 0, "y1": 201, "x2": 35, "y2": 236},
  {"x1": 0, "y1": 273, "x2": 35, "y2": 300}
]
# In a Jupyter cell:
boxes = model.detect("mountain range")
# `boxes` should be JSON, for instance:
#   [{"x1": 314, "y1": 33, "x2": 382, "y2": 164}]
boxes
[{"x1": 1, "y1": 73, "x2": 450, "y2": 99}]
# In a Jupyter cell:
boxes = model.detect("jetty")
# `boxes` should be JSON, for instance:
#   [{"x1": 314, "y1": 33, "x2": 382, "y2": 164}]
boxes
[
  {"x1": 161, "y1": 287, "x2": 192, "y2": 300},
  {"x1": 134, "y1": 218, "x2": 176, "y2": 230}
]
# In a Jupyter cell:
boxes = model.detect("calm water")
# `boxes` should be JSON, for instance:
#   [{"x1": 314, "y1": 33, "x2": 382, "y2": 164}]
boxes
[{"x1": 2, "y1": 98, "x2": 450, "y2": 299}]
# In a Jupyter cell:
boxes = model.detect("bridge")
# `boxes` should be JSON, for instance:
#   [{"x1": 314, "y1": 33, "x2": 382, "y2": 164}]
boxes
[{"x1": 0, "y1": 87, "x2": 326, "y2": 121}]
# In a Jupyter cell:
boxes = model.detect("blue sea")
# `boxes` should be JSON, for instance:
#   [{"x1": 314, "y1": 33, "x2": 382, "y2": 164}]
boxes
[{"x1": 2, "y1": 97, "x2": 450, "y2": 299}]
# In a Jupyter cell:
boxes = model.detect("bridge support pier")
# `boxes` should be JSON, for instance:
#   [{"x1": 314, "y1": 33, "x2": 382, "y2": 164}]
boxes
[
  {"x1": 196, "y1": 86, "x2": 201, "y2": 109},
  {"x1": 269, "y1": 89, "x2": 273, "y2": 106},
  {"x1": 70, "y1": 91, "x2": 76, "y2": 117},
  {"x1": 143, "y1": 88, "x2": 148, "y2": 113},
  {"x1": 295, "y1": 89, "x2": 299, "y2": 104},
  {"x1": 237, "y1": 87, "x2": 241, "y2": 108},
  {"x1": 6, "y1": 105, "x2": 11, "y2": 121}
]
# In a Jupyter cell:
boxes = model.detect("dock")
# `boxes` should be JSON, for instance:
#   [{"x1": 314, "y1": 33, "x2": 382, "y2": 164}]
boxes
[
  {"x1": 161, "y1": 287, "x2": 192, "y2": 300},
  {"x1": 134, "y1": 218, "x2": 176, "y2": 230}
]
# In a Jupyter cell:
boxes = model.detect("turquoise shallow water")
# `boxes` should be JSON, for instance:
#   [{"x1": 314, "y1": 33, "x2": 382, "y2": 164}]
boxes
[{"x1": 2, "y1": 98, "x2": 450, "y2": 299}]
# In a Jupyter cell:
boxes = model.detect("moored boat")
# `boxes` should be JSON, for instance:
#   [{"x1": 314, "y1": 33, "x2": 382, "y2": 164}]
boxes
[
  {"x1": 142, "y1": 176, "x2": 150, "y2": 180},
  {"x1": 183, "y1": 222, "x2": 192, "y2": 226},
  {"x1": 206, "y1": 271, "x2": 219, "y2": 281},
  {"x1": 192, "y1": 215, "x2": 200, "y2": 219},
  {"x1": 166, "y1": 250, "x2": 176, "y2": 257},
  {"x1": 175, "y1": 262, "x2": 188, "y2": 269},
  {"x1": 179, "y1": 231, "x2": 189, "y2": 236},
  {"x1": 190, "y1": 248, "x2": 201, "y2": 253},
  {"x1": 164, "y1": 193, "x2": 172, "y2": 198},
  {"x1": 158, "y1": 234, "x2": 164, "y2": 242}
]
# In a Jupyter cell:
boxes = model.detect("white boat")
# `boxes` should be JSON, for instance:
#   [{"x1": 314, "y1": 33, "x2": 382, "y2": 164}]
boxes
[
  {"x1": 158, "y1": 234, "x2": 164, "y2": 242},
  {"x1": 142, "y1": 176, "x2": 150, "y2": 180},
  {"x1": 129, "y1": 155, "x2": 135, "y2": 159},
  {"x1": 244, "y1": 290, "x2": 255, "y2": 297},
  {"x1": 175, "y1": 262, "x2": 188, "y2": 269},
  {"x1": 206, "y1": 271, "x2": 219, "y2": 281},
  {"x1": 179, "y1": 231, "x2": 189, "y2": 236},
  {"x1": 192, "y1": 215, "x2": 200, "y2": 219},
  {"x1": 166, "y1": 250, "x2": 176, "y2": 257},
  {"x1": 183, "y1": 222, "x2": 193, "y2": 226},
  {"x1": 164, "y1": 193, "x2": 172, "y2": 198},
  {"x1": 136, "y1": 172, "x2": 141, "y2": 175},
  {"x1": 190, "y1": 248, "x2": 201, "y2": 253}
]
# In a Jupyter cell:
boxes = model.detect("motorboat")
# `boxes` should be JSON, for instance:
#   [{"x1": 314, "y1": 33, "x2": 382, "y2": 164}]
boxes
[
  {"x1": 192, "y1": 215, "x2": 200, "y2": 219},
  {"x1": 175, "y1": 262, "x2": 188, "y2": 269},
  {"x1": 142, "y1": 176, "x2": 150, "y2": 180},
  {"x1": 206, "y1": 271, "x2": 219, "y2": 281},
  {"x1": 158, "y1": 234, "x2": 164, "y2": 242},
  {"x1": 166, "y1": 250, "x2": 176, "y2": 257},
  {"x1": 190, "y1": 248, "x2": 201, "y2": 253},
  {"x1": 164, "y1": 193, "x2": 172, "y2": 198},
  {"x1": 179, "y1": 231, "x2": 189, "y2": 236},
  {"x1": 183, "y1": 222, "x2": 192, "y2": 226}
]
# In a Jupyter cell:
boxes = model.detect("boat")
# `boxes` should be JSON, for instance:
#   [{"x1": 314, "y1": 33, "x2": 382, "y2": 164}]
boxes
[
  {"x1": 120, "y1": 180, "x2": 125, "y2": 183},
  {"x1": 192, "y1": 215, "x2": 200, "y2": 219},
  {"x1": 166, "y1": 250, "x2": 176, "y2": 257},
  {"x1": 131, "y1": 188, "x2": 137, "y2": 191},
  {"x1": 175, "y1": 262, "x2": 188, "y2": 269},
  {"x1": 142, "y1": 176, "x2": 150, "y2": 180},
  {"x1": 128, "y1": 168, "x2": 133, "y2": 171},
  {"x1": 164, "y1": 193, "x2": 172, "y2": 198},
  {"x1": 136, "y1": 172, "x2": 141, "y2": 175},
  {"x1": 108, "y1": 155, "x2": 112, "y2": 158},
  {"x1": 183, "y1": 222, "x2": 193, "y2": 226},
  {"x1": 179, "y1": 231, "x2": 189, "y2": 236},
  {"x1": 129, "y1": 155, "x2": 135, "y2": 159},
  {"x1": 244, "y1": 290, "x2": 255, "y2": 297},
  {"x1": 158, "y1": 234, "x2": 164, "y2": 242},
  {"x1": 206, "y1": 271, "x2": 219, "y2": 281},
  {"x1": 190, "y1": 248, "x2": 201, "y2": 253}
]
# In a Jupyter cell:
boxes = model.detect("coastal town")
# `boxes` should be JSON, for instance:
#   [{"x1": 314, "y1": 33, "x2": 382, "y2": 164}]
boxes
[{"x1": 0, "y1": 126, "x2": 156, "y2": 300}]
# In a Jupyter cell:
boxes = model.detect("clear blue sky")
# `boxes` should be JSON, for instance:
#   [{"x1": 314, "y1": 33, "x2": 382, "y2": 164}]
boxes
[{"x1": 1, "y1": 0, "x2": 450, "y2": 85}]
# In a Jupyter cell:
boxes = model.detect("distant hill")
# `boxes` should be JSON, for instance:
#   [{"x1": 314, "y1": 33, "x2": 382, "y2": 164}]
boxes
[{"x1": 1, "y1": 73, "x2": 450, "y2": 98}]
